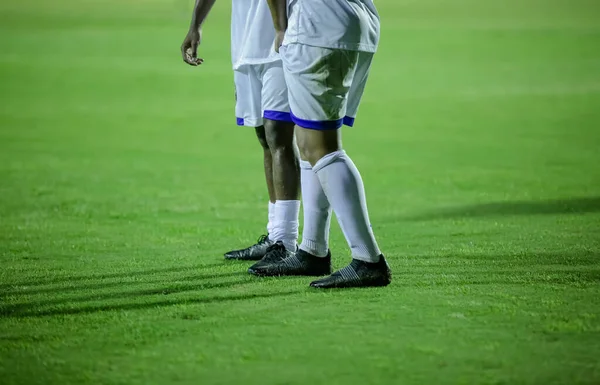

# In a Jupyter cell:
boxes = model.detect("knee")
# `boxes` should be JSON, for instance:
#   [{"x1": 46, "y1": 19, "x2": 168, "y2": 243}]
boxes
[
  {"x1": 297, "y1": 141, "x2": 321, "y2": 166},
  {"x1": 264, "y1": 120, "x2": 295, "y2": 153},
  {"x1": 303, "y1": 150, "x2": 332, "y2": 167},
  {"x1": 296, "y1": 132, "x2": 339, "y2": 166},
  {"x1": 255, "y1": 126, "x2": 269, "y2": 151}
]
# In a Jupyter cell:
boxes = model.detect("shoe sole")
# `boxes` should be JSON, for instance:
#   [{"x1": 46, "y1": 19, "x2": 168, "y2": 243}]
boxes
[
  {"x1": 247, "y1": 268, "x2": 260, "y2": 276},
  {"x1": 224, "y1": 255, "x2": 264, "y2": 261},
  {"x1": 248, "y1": 267, "x2": 332, "y2": 277},
  {"x1": 310, "y1": 276, "x2": 392, "y2": 289}
]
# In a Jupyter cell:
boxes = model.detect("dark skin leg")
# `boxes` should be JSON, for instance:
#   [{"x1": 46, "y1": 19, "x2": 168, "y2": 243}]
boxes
[
  {"x1": 294, "y1": 125, "x2": 342, "y2": 165},
  {"x1": 255, "y1": 126, "x2": 276, "y2": 203},
  {"x1": 264, "y1": 119, "x2": 300, "y2": 200}
]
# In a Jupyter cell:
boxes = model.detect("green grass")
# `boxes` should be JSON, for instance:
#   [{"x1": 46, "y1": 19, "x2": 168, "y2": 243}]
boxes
[{"x1": 1, "y1": 0, "x2": 600, "y2": 384}]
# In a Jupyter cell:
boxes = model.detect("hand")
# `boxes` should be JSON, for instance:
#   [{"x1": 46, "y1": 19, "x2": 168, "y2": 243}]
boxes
[
  {"x1": 274, "y1": 30, "x2": 285, "y2": 53},
  {"x1": 181, "y1": 29, "x2": 204, "y2": 66}
]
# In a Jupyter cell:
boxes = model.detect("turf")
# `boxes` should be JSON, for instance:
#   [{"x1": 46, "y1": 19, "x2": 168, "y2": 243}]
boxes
[{"x1": 1, "y1": 0, "x2": 600, "y2": 384}]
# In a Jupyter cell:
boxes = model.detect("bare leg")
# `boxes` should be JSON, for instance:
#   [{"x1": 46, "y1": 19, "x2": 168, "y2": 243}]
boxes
[
  {"x1": 294, "y1": 126, "x2": 341, "y2": 165},
  {"x1": 222, "y1": 126, "x2": 278, "y2": 260},
  {"x1": 263, "y1": 119, "x2": 300, "y2": 200},
  {"x1": 255, "y1": 126, "x2": 276, "y2": 203},
  {"x1": 263, "y1": 119, "x2": 301, "y2": 252}
]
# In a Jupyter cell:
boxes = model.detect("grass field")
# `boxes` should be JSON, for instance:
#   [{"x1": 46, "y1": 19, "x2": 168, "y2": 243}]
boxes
[{"x1": 1, "y1": 0, "x2": 600, "y2": 384}]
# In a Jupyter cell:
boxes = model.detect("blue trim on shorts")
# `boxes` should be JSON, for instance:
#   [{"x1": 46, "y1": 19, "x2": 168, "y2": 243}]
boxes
[
  {"x1": 236, "y1": 118, "x2": 244, "y2": 126},
  {"x1": 291, "y1": 112, "x2": 343, "y2": 130},
  {"x1": 343, "y1": 116, "x2": 355, "y2": 127},
  {"x1": 263, "y1": 110, "x2": 293, "y2": 122}
]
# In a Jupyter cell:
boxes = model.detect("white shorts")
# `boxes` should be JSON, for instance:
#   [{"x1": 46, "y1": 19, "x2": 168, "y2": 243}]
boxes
[
  {"x1": 280, "y1": 43, "x2": 374, "y2": 130},
  {"x1": 234, "y1": 61, "x2": 292, "y2": 127}
]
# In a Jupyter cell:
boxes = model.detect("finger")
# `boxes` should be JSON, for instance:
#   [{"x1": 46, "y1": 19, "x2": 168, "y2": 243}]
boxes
[
  {"x1": 183, "y1": 54, "x2": 199, "y2": 66},
  {"x1": 191, "y1": 43, "x2": 198, "y2": 58},
  {"x1": 185, "y1": 55, "x2": 204, "y2": 66},
  {"x1": 181, "y1": 43, "x2": 189, "y2": 60}
]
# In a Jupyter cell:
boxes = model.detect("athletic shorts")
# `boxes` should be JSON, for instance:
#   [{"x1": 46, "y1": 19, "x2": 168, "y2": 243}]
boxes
[
  {"x1": 280, "y1": 43, "x2": 374, "y2": 130},
  {"x1": 234, "y1": 61, "x2": 292, "y2": 127}
]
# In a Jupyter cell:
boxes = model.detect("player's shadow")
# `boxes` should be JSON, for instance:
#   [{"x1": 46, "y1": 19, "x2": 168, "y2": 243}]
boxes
[
  {"x1": 1, "y1": 271, "x2": 250, "y2": 316},
  {"x1": 406, "y1": 196, "x2": 600, "y2": 221},
  {"x1": 1, "y1": 262, "x2": 227, "y2": 288},
  {"x1": 0, "y1": 262, "x2": 231, "y2": 294},
  {"x1": 3, "y1": 269, "x2": 249, "y2": 296},
  {"x1": 2, "y1": 290, "x2": 302, "y2": 319}
]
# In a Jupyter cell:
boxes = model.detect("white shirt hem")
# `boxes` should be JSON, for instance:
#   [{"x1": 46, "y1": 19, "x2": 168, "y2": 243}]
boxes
[
  {"x1": 233, "y1": 56, "x2": 281, "y2": 71},
  {"x1": 282, "y1": 37, "x2": 378, "y2": 53}
]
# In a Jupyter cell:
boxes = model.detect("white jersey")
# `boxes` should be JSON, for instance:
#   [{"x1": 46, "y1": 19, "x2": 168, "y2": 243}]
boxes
[
  {"x1": 231, "y1": 0, "x2": 279, "y2": 70},
  {"x1": 283, "y1": 0, "x2": 380, "y2": 53}
]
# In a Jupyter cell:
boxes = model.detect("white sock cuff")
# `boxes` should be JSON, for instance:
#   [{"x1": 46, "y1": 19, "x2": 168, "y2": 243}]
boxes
[
  {"x1": 274, "y1": 200, "x2": 301, "y2": 232},
  {"x1": 300, "y1": 160, "x2": 313, "y2": 170},
  {"x1": 351, "y1": 244, "x2": 382, "y2": 263},
  {"x1": 312, "y1": 150, "x2": 347, "y2": 173},
  {"x1": 267, "y1": 201, "x2": 276, "y2": 234},
  {"x1": 300, "y1": 239, "x2": 329, "y2": 258},
  {"x1": 275, "y1": 200, "x2": 301, "y2": 210},
  {"x1": 268, "y1": 202, "x2": 276, "y2": 222},
  {"x1": 273, "y1": 200, "x2": 300, "y2": 251}
]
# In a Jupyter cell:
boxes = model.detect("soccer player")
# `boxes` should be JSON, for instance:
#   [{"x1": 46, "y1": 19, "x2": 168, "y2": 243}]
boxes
[
  {"x1": 181, "y1": 0, "x2": 301, "y2": 261},
  {"x1": 247, "y1": 0, "x2": 392, "y2": 288}
]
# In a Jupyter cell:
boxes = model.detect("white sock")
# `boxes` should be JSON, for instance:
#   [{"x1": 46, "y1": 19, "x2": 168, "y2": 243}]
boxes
[
  {"x1": 267, "y1": 201, "x2": 276, "y2": 236},
  {"x1": 313, "y1": 150, "x2": 381, "y2": 263},
  {"x1": 271, "y1": 200, "x2": 300, "y2": 252},
  {"x1": 299, "y1": 160, "x2": 331, "y2": 257}
]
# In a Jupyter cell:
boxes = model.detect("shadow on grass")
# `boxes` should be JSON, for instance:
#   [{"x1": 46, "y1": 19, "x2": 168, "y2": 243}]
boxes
[
  {"x1": 0, "y1": 262, "x2": 232, "y2": 293},
  {"x1": 1, "y1": 272, "x2": 251, "y2": 315},
  {"x1": 405, "y1": 196, "x2": 600, "y2": 221},
  {"x1": 2, "y1": 290, "x2": 302, "y2": 319},
  {"x1": 4, "y1": 270, "x2": 248, "y2": 296}
]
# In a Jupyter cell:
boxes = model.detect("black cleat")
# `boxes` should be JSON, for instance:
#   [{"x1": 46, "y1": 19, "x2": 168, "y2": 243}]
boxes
[
  {"x1": 248, "y1": 248, "x2": 332, "y2": 277},
  {"x1": 310, "y1": 255, "x2": 392, "y2": 289},
  {"x1": 224, "y1": 234, "x2": 273, "y2": 261},
  {"x1": 248, "y1": 241, "x2": 296, "y2": 275}
]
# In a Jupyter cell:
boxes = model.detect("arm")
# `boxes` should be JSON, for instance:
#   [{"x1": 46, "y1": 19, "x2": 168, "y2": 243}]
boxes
[
  {"x1": 189, "y1": 0, "x2": 217, "y2": 32},
  {"x1": 266, "y1": 0, "x2": 287, "y2": 52},
  {"x1": 181, "y1": 0, "x2": 217, "y2": 66},
  {"x1": 266, "y1": 0, "x2": 287, "y2": 32}
]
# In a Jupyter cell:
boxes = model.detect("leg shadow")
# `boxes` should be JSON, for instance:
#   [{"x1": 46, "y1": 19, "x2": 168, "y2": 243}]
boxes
[
  {"x1": 4, "y1": 271, "x2": 247, "y2": 296},
  {"x1": 1, "y1": 272, "x2": 250, "y2": 315},
  {"x1": 4, "y1": 290, "x2": 303, "y2": 319},
  {"x1": 0, "y1": 262, "x2": 230, "y2": 294},
  {"x1": 0, "y1": 277, "x2": 251, "y2": 317}
]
